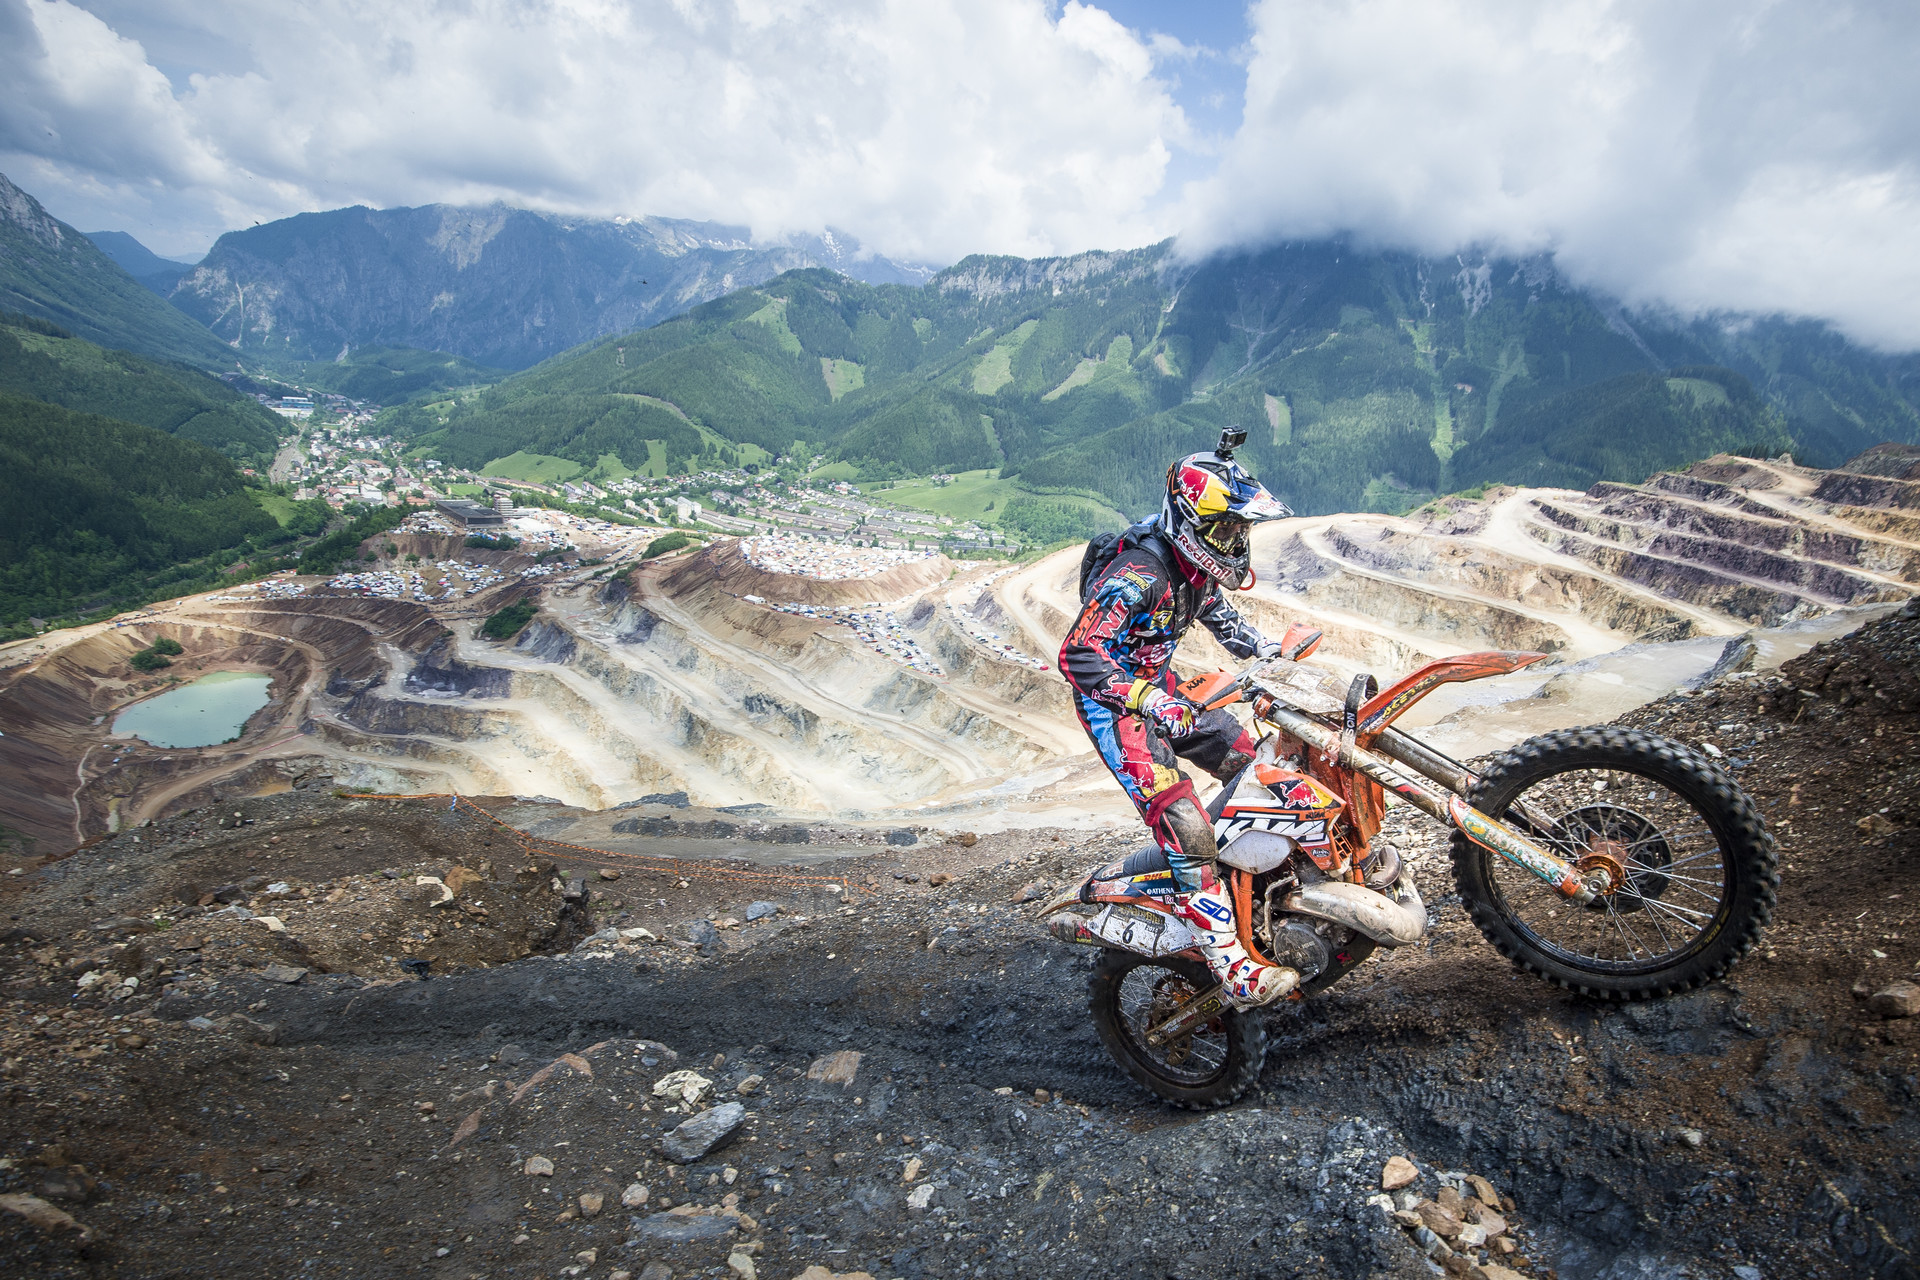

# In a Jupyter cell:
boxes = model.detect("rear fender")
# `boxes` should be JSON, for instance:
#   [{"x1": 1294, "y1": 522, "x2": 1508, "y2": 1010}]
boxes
[
  {"x1": 1034, "y1": 872, "x2": 1184, "y2": 918},
  {"x1": 1357, "y1": 651, "x2": 1548, "y2": 735},
  {"x1": 1036, "y1": 881, "x2": 1090, "y2": 917}
]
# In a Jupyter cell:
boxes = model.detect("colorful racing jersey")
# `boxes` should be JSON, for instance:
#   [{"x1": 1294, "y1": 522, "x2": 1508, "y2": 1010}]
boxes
[{"x1": 1059, "y1": 523, "x2": 1266, "y2": 711}]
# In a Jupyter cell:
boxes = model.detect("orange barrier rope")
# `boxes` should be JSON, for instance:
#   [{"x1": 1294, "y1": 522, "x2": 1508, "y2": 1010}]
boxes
[{"x1": 341, "y1": 791, "x2": 856, "y2": 890}]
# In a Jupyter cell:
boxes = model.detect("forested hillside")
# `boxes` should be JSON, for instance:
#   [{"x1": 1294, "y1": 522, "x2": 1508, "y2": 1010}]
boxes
[
  {"x1": 416, "y1": 244, "x2": 1920, "y2": 517},
  {"x1": 1449, "y1": 366, "x2": 1792, "y2": 490},
  {"x1": 0, "y1": 394, "x2": 301, "y2": 627},
  {"x1": 0, "y1": 312, "x2": 283, "y2": 463},
  {"x1": 285, "y1": 345, "x2": 503, "y2": 405},
  {"x1": 0, "y1": 172, "x2": 234, "y2": 368}
]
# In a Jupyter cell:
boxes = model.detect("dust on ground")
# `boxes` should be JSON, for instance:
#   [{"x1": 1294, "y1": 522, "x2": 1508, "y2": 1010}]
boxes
[{"x1": 0, "y1": 606, "x2": 1916, "y2": 1279}]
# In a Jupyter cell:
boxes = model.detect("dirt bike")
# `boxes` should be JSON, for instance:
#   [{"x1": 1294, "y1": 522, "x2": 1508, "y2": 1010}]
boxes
[{"x1": 1039, "y1": 646, "x2": 1778, "y2": 1108}]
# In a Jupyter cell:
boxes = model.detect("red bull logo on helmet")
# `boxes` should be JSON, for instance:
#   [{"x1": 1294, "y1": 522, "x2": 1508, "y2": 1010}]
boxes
[{"x1": 1174, "y1": 463, "x2": 1230, "y2": 517}]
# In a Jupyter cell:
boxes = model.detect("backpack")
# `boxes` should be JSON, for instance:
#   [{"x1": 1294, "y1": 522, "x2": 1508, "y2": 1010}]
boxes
[{"x1": 1078, "y1": 519, "x2": 1167, "y2": 601}]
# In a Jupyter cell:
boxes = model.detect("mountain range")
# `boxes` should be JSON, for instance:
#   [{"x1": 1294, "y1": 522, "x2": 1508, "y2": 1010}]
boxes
[
  {"x1": 166, "y1": 203, "x2": 937, "y2": 370},
  {"x1": 3, "y1": 166, "x2": 1918, "y2": 526},
  {"x1": 83, "y1": 230, "x2": 198, "y2": 295},
  {"x1": 415, "y1": 243, "x2": 1918, "y2": 517}
]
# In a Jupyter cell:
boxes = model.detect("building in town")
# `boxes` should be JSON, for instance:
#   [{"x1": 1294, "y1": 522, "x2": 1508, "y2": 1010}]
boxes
[{"x1": 432, "y1": 499, "x2": 506, "y2": 529}]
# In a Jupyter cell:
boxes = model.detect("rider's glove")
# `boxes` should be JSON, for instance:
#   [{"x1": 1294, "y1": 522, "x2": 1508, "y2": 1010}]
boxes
[{"x1": 1127, "y1": 680, "x2": 1196, "y2": 735}]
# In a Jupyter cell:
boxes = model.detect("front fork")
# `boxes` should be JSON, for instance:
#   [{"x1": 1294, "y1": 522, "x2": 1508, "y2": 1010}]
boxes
[{"x1": 1259, "y1": 703, "x2": 1606, "y2": 904}]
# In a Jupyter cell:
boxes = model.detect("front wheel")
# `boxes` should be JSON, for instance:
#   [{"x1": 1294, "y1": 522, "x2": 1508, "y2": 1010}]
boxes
[
  {"x1": 1086, "y1": 950, "x2": 1264, "y2": 1108},
  {"x1": 1451, "y1": 726, "x2": 1777, "y2": 1000}
]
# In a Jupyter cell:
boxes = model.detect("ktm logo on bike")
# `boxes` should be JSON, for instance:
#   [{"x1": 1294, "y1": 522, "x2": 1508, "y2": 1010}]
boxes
[{"x1": 1214, "y1": 815, "x2": 1329, "y2": 846}]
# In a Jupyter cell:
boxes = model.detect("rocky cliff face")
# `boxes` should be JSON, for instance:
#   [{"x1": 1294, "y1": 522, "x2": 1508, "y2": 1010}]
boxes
[{"x1": 170, "y1": 204, "x2": 934, "y2": 368}]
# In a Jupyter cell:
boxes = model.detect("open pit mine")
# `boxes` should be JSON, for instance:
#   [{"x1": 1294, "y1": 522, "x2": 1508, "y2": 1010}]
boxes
[
  {"x1": 1, "y1": 448, "x2": 1914, "y2": 859},
  {"x1": 0, "y1": 447, "x2": 1917, "y2": 1280}
]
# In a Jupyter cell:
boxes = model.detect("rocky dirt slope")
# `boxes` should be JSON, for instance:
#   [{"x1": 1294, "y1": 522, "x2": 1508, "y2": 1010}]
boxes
[{"x1": 0, "y1": 603, "x2": 1915, "y2": 1279}]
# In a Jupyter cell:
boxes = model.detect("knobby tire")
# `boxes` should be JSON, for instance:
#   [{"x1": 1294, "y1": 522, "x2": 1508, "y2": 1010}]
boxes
[
  {"x1": 1451, "y1": 726, "x2": 1777, "y2": 1000},
  {"x1": 1086, "y1": 949, "x2": 1264, "y2": 1109}
]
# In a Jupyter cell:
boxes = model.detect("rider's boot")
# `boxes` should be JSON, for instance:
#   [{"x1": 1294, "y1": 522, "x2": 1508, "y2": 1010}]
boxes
[{"x1": 1170, "y1": 864, "x2": 1295, "y2": 1009}]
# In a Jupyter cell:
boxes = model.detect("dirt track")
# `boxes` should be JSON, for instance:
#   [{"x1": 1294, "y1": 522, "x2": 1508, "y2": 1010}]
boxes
[{"x1": 0, "y1": 605, "x2": 1916, "y2": 1279}]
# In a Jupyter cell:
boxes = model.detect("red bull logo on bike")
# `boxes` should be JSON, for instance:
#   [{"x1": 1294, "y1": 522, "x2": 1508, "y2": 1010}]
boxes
[
  {"x1": 1251, "y1": 766, "x2": 1343, "y2": 813},
  {"x1": 1277, "y1": 778, "x2": 1319, "y2": 807}
]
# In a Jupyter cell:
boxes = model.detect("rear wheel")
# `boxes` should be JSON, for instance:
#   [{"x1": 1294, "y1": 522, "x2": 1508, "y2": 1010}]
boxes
[
  {"x1": 1086, "y1": 949, "x2": 1263, "y2": 1108},
  {"x1": 1452, "y1": 727, "x2": 1776, "y2": 999}
]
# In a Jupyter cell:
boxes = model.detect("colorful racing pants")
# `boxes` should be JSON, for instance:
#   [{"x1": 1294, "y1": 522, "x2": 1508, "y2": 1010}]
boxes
[{"x1": 1073, "y1": 684, "x2": 1258, "y2": 892}]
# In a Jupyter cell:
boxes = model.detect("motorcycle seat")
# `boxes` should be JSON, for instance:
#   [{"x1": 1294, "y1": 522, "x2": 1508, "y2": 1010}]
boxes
[{"x1": 1084, "y1": 843, "x2": 1179, "y2": 901}]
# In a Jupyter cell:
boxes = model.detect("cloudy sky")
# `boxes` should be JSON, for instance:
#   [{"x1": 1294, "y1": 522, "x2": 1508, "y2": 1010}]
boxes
[{"x1": 3, "y1": 0, "x2": 1917, "y2": 348}]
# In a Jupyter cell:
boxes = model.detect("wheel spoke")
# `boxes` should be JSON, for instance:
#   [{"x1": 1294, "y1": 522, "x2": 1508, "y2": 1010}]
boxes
[
  {"x1": 1637, "y1": 894, "x2": 1678, "y2": 950},
  {"x1": 1641, "y1": 896, "x2": 1715, "y2": 924},
  {"x1": 1662, "y1": 877, "x2": 1729, "y2": 905},
  {"x1": 1653, "y1": 848, "x2": 1727, "y2": 871},
  {"x1": 1632, "y1": 867, "x2": 1724, "y2": 888},
  {"x1": 1601, "y1": 900, "x2": 1644, "y2": 959}
]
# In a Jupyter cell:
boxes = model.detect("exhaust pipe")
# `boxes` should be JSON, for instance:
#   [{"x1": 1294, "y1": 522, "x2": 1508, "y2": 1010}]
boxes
[{"x1": 1280, "y1": 873, "x2": 1428, "y2": 948}]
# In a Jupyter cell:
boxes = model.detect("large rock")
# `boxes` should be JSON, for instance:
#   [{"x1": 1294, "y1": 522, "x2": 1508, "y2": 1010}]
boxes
[
  {"x1": 651, "y1": 1070, "x2": 713, "y2": 1106},
  {"x1": 660, "y1": 1101, "x2": 746, "y2": 1163},
  {"x1": 443, "y1": 865, "x2": 486, "y2": 897},
  {"x1": 627, "y1": 1209, "x2": 738, "y2": 1242},
  {"x1": 1380, "y1": 1156, "x2": 1419, "y2": 1190},
  {"x1": 1869, "y1": 980, "x2": 1918, "y2": 1018},
  {"x1": 805, "y1": 1050, "x2": 862, "y2": 1096}
]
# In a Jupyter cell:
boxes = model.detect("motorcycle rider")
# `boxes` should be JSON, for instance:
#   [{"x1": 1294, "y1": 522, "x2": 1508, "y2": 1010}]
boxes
[{"x1": 1058, "y1": 429, "x2": 1318, "y2": 1009}]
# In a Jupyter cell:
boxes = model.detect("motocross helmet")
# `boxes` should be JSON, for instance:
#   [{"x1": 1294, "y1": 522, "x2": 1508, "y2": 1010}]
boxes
[{"x1": 1161, "y1": 428, "x2": 1292, "y2": 590}]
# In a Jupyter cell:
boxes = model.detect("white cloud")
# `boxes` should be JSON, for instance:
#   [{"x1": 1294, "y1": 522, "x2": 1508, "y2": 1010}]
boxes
[
  {"x1": 0, "y1": 0, "x2": 1188, "y2": 261},
  {"x1": 5, "y1": 0, "x2": 1919, "y2": 350},
  {"x1": 1179, "y1": 0, "x2": 1920, "y2": 350}
]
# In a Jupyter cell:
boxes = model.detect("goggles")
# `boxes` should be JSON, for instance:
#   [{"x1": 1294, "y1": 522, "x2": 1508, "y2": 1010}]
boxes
[{"x1": 1199, "y1": 517, "x2": 1250, "y2": 557}]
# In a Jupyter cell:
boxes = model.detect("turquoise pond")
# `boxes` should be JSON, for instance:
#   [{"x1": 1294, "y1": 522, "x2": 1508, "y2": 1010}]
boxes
[{"x1": 112, "y1": 671, "x2": 273, "y2": 748}]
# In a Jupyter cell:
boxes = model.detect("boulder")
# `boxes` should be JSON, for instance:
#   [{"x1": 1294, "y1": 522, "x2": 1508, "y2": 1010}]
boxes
[
  {"x1": 805, "y1": 1050, "x2": 862, "y2": 1094},
  {"x1": 660, "y1": 1101, "x2": 747, "y2": 1163},
  {"x1": 1869, "y1": 980, "x2": 1918, "y2": 1018},
  {"x1": 1381, "y1": 1156, "x2": 1419, "y2": 1191},
  {"x1": 651, "y1": 1070, "x2": 713, "y2": 1106},
  {"x1": 443, "y1": 865, "x2": 486, "y2": 897}
]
